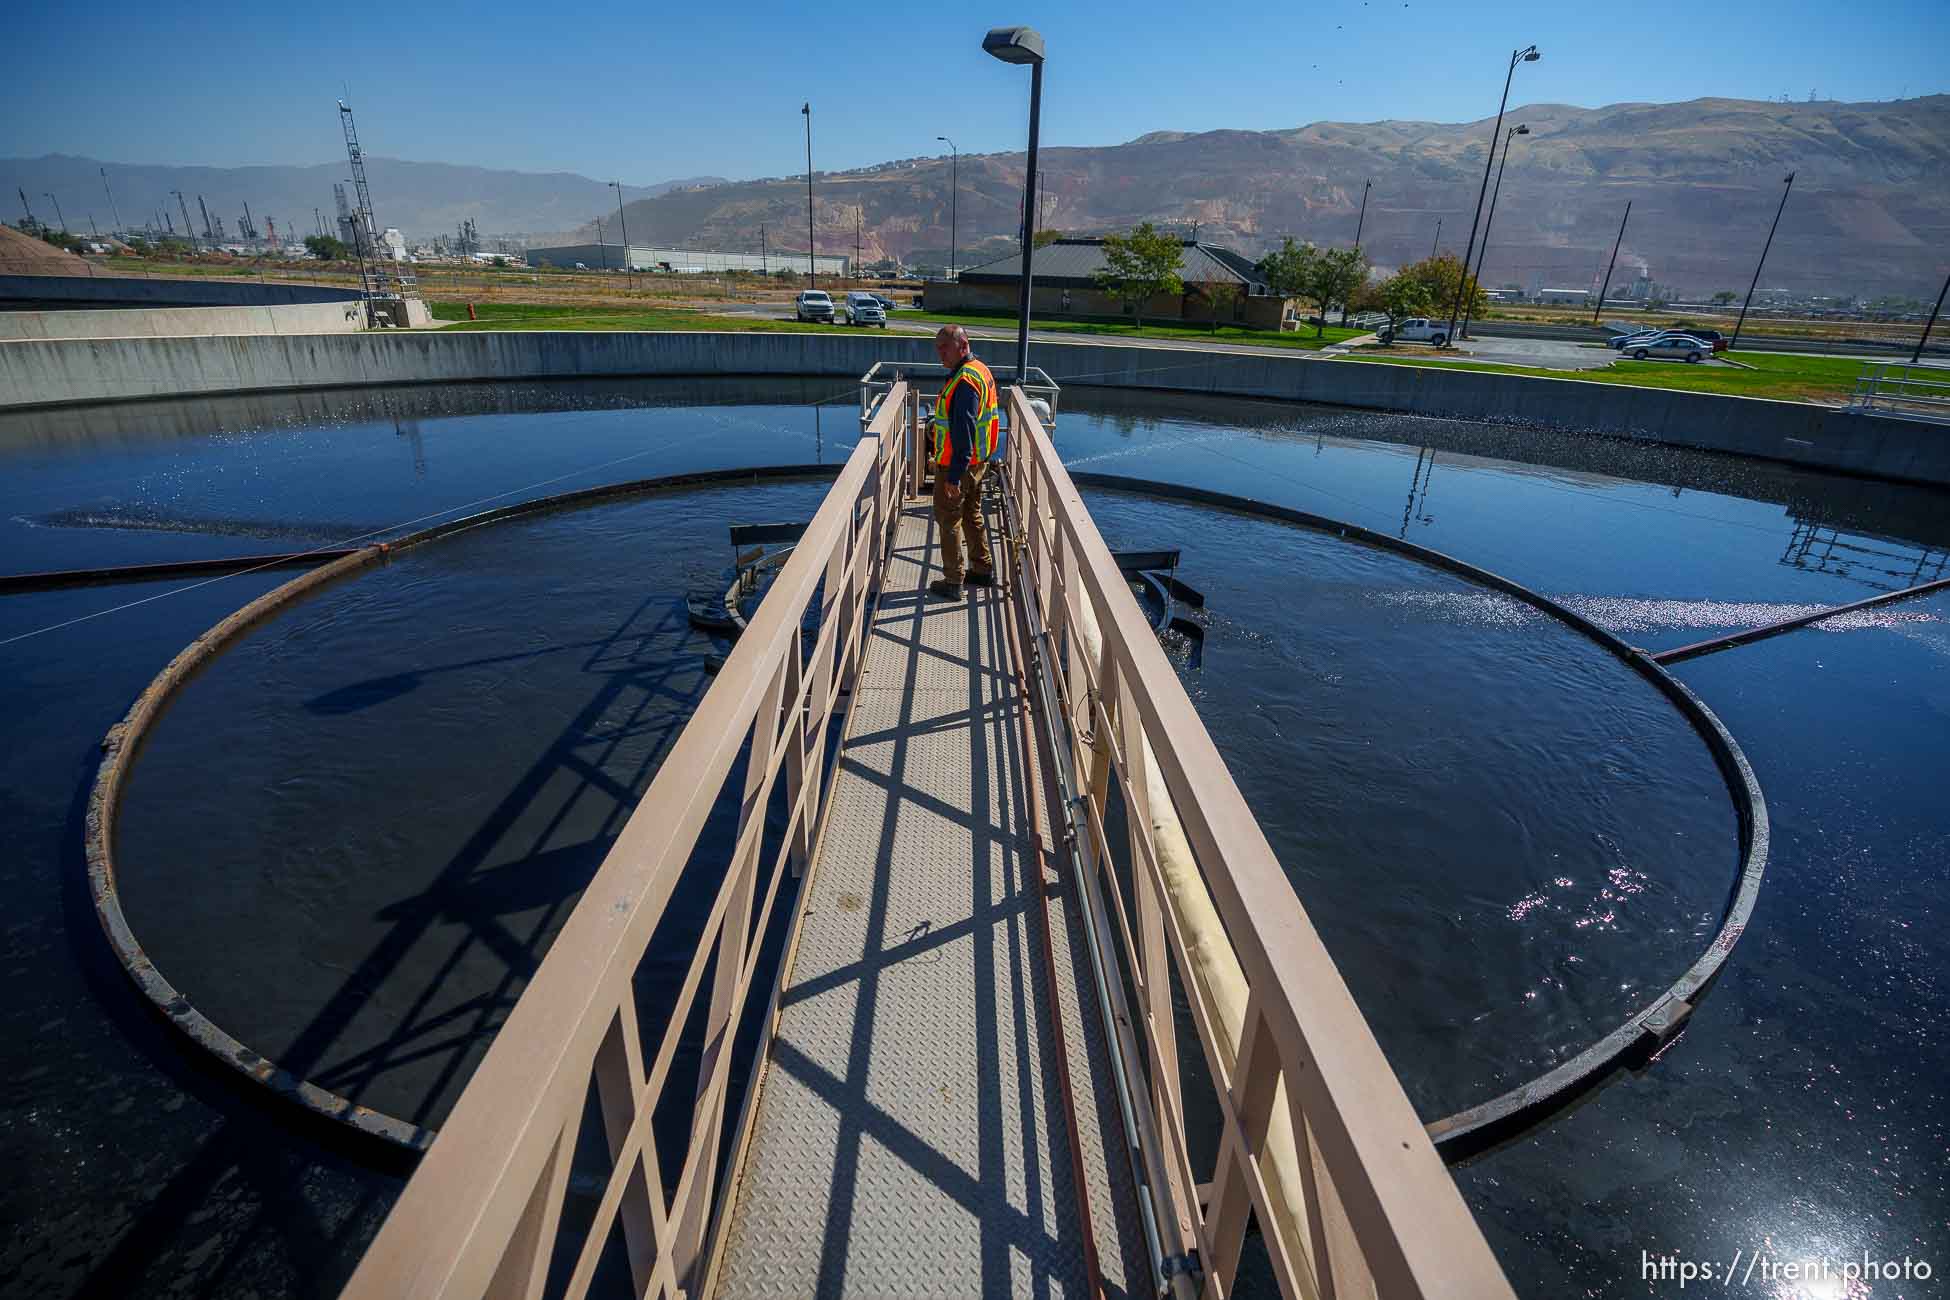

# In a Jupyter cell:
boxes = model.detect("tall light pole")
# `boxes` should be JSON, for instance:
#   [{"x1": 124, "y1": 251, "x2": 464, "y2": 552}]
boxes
[
  {"x1": 1353, "y1": 178, "x2": 1371, "y2": 253},
  {"x1": 1431, "y1": 217, "x2": 1442, "y2": 260},
  {"x1": 937, "y1": 135, "x2": 958, "y2": 278},
  {"x1": 45, "y1": 192, "x2": 68, "y2": 233},
  {"x1": 608, "y1": 180, "x2": 630, "y2": 278},
  {"x1": 761, "y1": 223, "x2": 768, "y2": 275},
  {"x1": 100, "y1": 167, "x2": 121, "y2": 236},
  {"x1": 1912, "y1": 266, "x2": 1950, "y2": 364},
  {"x1": 1732, "y1": 172, "x2": 1795, "y2": 350},
  {"x1": 1445, "y1": 43, "x2": 1539, "y2": 346},
  {"x1": 595, "y1": 215, "x2": 608, "y2": 271},
  {"x1": 1461, "y1": 124, "x2": 1527, "y2": 338},
  {"x1": 802, "y1": 103, "x2": 816, "y2": 288},
  {"x1": 1592, "y1": 201, "x2": 1632, "y2": 325},
  {"x1": 983, "y1": 25, "x2": 1045, "y2": 386}
]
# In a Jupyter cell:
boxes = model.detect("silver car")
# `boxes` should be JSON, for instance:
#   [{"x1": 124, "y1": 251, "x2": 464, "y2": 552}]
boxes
[
  {"x1": 1626, "y1": 335, "x2": 1709, "y2": 363},
  {"x1": 843, "y1": 291, "x2": 887, "y2": 327}
]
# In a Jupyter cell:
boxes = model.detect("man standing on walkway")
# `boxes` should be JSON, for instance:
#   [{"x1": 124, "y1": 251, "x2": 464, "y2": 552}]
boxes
[{"x1": 927, "y1": 324, "x2": 1000, "y2": 600}]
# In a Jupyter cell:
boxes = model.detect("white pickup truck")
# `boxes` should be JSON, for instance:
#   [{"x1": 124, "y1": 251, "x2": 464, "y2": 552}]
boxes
[{"x1": 1380, "y1": 317, "x2": 1451, "y2": 346}]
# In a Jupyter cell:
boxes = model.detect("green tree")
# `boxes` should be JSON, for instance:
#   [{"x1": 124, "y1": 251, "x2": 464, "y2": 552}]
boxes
[
  {"x1": 1260, "y1": 240, "x2": 1369, "y2": 335},
  {"x1": 1033, "y1": 227, "x2": 1062, "y2": 249},
  {"x1": 1198, "y1": 281, "x2": 1241, "y2": 333},
  {"x1": 304, "y1": 234, "x2": 348, "y2": 261},
  {"x1": 1093, "y1": 222, "x2": 1183, "y2": 327},
  {"x1": 1355, "y1": 271, "x2": 1436, "y2": 343},
  {"x1": 1711, "y1": 290, "x2": 1738, "y2": 306},
  {"x1": 1392, "y1": 252, "x2": 1484, "y2": 323}
]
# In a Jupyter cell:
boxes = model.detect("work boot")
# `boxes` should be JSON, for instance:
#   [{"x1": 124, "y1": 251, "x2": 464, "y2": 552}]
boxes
[
  {"x1": 964, "y1": 569, "x2": 995, "y2": 586},
  {"x1": 928, "y1": 578, "x2": 963, "y2": 601}
]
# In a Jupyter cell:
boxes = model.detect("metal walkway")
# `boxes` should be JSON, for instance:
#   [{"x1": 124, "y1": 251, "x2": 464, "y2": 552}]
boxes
[{"x1": 714, "y1": 499, "x2": 1149, "y2": 1298}]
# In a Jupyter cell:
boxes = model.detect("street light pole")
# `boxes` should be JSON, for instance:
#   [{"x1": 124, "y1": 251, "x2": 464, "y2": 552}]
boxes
[
  {"x1": 802, "y1": 103, "x2": 816, "y2": 289},
  {"x1": 1592, "y1": 201, "x2": 1632, "y2": 325},
  {"x1": 1732, "y1": 172, "x2": 1796, "y2": 350},
  {"x1": 1445, "y1": 43, "x2": 1539, "y2": 346},
  {"x1": 1912, "y1": 265, "x2": 1950, "y2": 364},
  {"x1": 983, "y1": 26, "x2": 1046, "y2": 387},
  {"x1": 46, "y1": 193, "x2": 68, "y2": 233},
  {"x1": 1431, "y1": 217, "x2": 1442, "y2": 260},
  {"x1": 937, "y1": 136, "x2": 958, "y2": 278},
  {"x1": 1462, "y1": 124, "x2": 1527, "y2": 338},
  {"x1": 761, "y1": 223, "x2": 768, "y2": 275},
  {"x1": 609, "y1": 181, "x2": 630, "y2": 279}
]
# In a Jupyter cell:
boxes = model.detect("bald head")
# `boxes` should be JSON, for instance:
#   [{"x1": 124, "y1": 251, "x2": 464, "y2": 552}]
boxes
[{"x1": 933, "y1": 324, "x2": 971, "y2": 367}]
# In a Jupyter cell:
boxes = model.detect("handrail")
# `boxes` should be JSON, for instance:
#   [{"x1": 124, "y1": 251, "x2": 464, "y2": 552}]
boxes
[
  {"x1": 1850, "y1": 362, "x2": 1950, "y2": 424},
  {"x1": 1002, "y1": 387, "x2": 1515, "y2": 1298},
  {"x1": 341, "y1": 384, "x2": 909, "y2": 1300}
]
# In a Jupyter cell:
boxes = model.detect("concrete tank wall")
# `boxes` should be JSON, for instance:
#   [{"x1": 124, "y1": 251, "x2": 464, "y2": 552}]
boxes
[
  {"x1": 0, "y1": 274, "x2": 366, "y2": 308},
  {"x1": 0, "y1": 300, "x2": 367, "y2": 341},
  {"x1": 1, "y1": 329, "x2": 1943, "y2": 487}
]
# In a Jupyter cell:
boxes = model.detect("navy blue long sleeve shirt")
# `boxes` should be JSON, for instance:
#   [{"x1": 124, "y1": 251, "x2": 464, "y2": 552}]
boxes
[{"x1": 943, "y1": 369, "x2": 978, "y2": 486}]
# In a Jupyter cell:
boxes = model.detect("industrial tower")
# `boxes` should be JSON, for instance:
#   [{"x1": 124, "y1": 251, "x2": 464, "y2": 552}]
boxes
[{"x1": 338, "y1": 99, "x2": 416, "y2": 302}]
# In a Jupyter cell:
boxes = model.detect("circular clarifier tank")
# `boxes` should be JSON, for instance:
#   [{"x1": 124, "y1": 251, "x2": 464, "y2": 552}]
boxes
[
  {"x1": 1081, "y1": 486, "x2": 1741, "y2": 1120},
  {"x1": 111, "y1": 475, "x2": 834, "y2": 1133},
  {"x1": 106, "y1": 472, "x2": 1746, "y2": 1139}
]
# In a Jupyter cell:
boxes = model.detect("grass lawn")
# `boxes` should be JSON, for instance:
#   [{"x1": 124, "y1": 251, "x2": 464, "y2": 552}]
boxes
[
  {"x1": 1341, "y1": 348, "x2": 1869, "y2": 404},
  {"x1": 428, "y1": 301, "x2": 833, "y2": 333},
  {"x1": 902, "y1": 309, "x2": 1363, "y2": 351}
]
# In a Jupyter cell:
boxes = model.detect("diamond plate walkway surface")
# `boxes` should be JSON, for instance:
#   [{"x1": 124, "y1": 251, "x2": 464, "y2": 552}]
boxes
[{"x1": 715, "y1": 499, "x2": 1150, "y2": 1299}]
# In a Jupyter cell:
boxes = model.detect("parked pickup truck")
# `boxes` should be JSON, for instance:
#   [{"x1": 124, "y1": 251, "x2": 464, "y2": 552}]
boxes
[{"x1": 1380, "y1": 317, "x2": 1451, "y2": 346}]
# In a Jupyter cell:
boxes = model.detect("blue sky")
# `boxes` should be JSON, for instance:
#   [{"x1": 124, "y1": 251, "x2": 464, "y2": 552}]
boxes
[{"x1": 3, "y1": 0, "x2": 1945, "y2": 184}]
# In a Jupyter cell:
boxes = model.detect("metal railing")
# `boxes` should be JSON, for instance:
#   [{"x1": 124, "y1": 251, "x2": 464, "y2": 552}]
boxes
[
  {"x1": 858, "y1": 359, "x2": 1061, "y2": 432},
  {"x1": 342, "y1": 379, "x2": 1511, "y2": 1300},
  {"x1": 341, "y1": 386, "x2": 909, "y2": 1300},
  {"x1": 1849, "y1": 362, "x2": 1950, "y2": 424},
  {"x1": 1002, "y1": 386, "x2": 1514, "y2": 1299}
]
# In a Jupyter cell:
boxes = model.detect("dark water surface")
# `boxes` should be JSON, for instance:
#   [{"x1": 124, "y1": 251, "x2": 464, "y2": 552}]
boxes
[{"x1": 2, "y1": 378, "x2": 1945, "y2": 1298}]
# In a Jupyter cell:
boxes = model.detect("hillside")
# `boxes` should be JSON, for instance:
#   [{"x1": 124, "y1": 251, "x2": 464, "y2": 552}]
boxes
[
  {"x1": 597, "y1": 95, "x2": 1950, "y2": 298},
  {"x1": 0, "y1": 154, "x2": 724, "y2": 245}
]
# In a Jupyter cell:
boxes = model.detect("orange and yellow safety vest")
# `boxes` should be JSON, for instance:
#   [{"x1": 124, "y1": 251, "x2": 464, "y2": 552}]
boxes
[{"x1": 932, "y1": 356, "x2": 1001, "y2": 467}]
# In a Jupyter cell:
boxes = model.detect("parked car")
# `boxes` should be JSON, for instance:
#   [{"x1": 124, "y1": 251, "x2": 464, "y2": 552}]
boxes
[
  {"x1": 1609, "y1": 327, "x2": 1728, "y2": 353},
  {"x1": 872, "y1": 293, "x2": 898, "y2": 312},
  {"x1": 843, "y1": 291, "x2": 888, "y2": 327},
  {"x1": 1626, "y1": 335, "x2": 1710, "y2": 363},
  {"x1": 794, "y1": 290, "x2": 835, "y2": 323},
  {"x1": 1379, "y1": 317, "x2": 1451, "y2": 346}
]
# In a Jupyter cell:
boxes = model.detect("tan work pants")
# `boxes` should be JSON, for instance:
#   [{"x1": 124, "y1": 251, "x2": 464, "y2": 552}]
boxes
[{"x1": 931, "y1": 461, "x2": 992, "y2": 584}]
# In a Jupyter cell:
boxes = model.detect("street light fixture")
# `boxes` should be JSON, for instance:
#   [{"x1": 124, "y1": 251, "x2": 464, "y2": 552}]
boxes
[
  {"x1": 609, "y1": 181, "x2": 630, "y2": 279},
  {"x1": 982, "y1": 25, "x2": 1045, "y2": 386},
  {"x1": 1445, "y1": 43, "x2": 1539, "y2": 346},
  {"x1": 1461, "y1": 124, "x2": 1528, "y2": 338},
  {"x1": 937, "y1": 135, "x2": 959, "y2": 279}
]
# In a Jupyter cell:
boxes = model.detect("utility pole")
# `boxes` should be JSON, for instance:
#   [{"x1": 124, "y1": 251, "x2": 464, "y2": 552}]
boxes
[
  {"x1": 802, "y1": 103, "x2": 816, "y2": 287},
  {"x1": 1431, "y1": 217, "x2": 1442, "y2": 260},
  {"x1": 1732, "y1": 172, "x2": 1796, "y2": 350},
  {"x1": 1592, "y1": 201, "x2": 1632, "y2": 325},
  {"x1": 100, "y1": 167, "x2": 121, "y2": 235},
  {"x1": 761, "y1": 223, "x2": 768, "y2": 275},
  {"x1": 609, "y1": 180, "x2": 630, "y2": 279},
  {"x1": 937, "y1": 135, "x2": 958, "y2": 277},
  {"x1": 1912, "y1": 265, "x2": 1950, "y2": 364}
]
